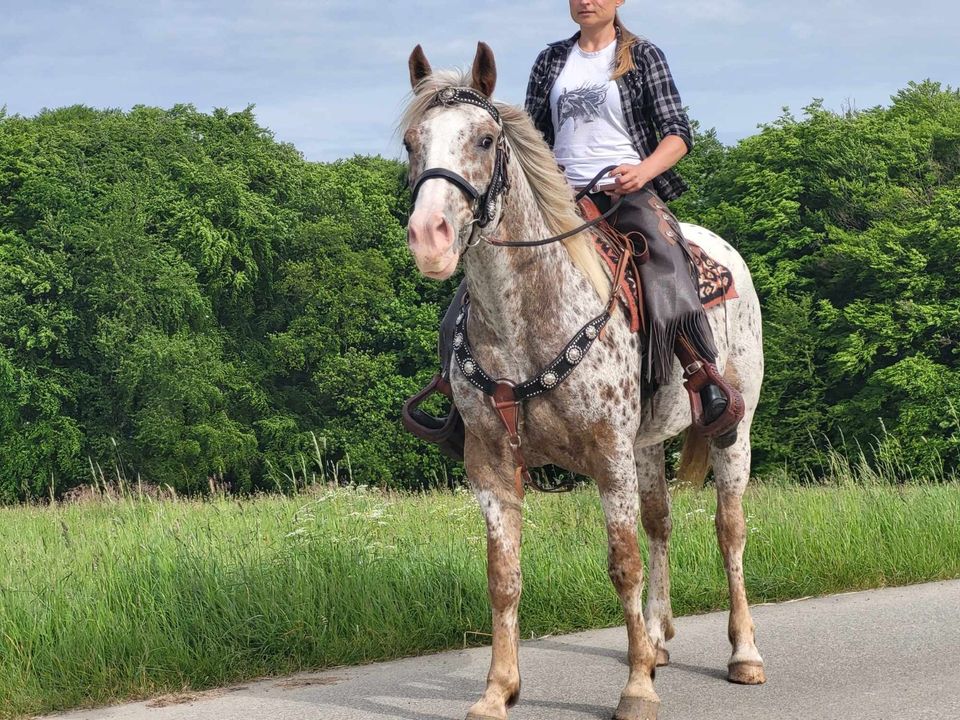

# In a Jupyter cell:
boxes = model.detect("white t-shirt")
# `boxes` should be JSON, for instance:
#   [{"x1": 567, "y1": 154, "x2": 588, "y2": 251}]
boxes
[{"x1": 549, "y1": 39, "x2": 642, "y2": 188}]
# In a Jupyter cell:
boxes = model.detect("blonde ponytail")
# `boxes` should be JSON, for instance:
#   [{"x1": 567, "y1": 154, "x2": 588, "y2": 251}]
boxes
[{"x1": 611, "y1": 14, "x2": 638, "y2": 80}]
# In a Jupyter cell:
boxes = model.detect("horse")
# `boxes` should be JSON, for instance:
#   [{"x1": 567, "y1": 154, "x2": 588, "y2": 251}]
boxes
[{"x1": 400, "y1": 42, "x2": 766, "y2": 720}]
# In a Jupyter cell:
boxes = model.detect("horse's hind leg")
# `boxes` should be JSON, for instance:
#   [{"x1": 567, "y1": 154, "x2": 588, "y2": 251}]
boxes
[
  {"x1": 637, "y1": 443, "x2": 674, "y2": 666},
  {"x1": 465, "y1": 438, "x2": 524, "y2": 720},
  {"x1": 597, "y1": 449, "x2": 661, "y2": 720},
  {"x1": 711, "y1": 428, "x2": 766, "y2": 685}
]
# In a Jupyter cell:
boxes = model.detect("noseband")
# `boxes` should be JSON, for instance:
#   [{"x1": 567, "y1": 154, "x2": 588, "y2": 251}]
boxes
[{"x1": 410, "y1": 87, "x2": 510, "y2": 243}]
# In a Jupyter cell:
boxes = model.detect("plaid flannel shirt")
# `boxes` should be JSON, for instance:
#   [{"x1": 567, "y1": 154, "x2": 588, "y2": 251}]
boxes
[{"x1": 524, "y1": 29, "x2": 692, "y2": 202}]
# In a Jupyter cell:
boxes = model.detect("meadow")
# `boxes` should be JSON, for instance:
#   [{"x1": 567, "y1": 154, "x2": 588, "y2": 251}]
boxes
[{"x1": 1, "y1": 451, "x2": 959, "y2": 718}]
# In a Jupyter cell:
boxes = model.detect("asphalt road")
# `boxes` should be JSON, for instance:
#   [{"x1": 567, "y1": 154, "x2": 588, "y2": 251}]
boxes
[{"x1": 49, "y1": 580, "x2": 960, "y2": 720}]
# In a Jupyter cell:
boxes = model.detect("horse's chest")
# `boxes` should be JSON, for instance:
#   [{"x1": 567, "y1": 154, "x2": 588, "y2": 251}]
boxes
[{"x1": 451, "y1": 327, "x2": 644, "y2": 469}]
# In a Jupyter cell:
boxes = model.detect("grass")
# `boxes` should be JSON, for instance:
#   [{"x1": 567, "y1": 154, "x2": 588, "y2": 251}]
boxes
[{"x1": 1, "y1": 466, "x2": 959, "y2": 717}]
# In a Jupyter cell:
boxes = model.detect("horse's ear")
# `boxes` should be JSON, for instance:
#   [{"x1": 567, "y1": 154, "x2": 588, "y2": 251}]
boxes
[
  {"x1": 470, "y1": 42, "x2": 497, "y2": 98},
  {"x1": 409, "y1": 45, "x2": 432, "y2": 89}
]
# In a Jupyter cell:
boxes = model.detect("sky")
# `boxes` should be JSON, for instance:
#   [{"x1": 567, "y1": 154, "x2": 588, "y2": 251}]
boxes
[{"x1": 1, "y1": 1, "x2": 957, "y2": 162}]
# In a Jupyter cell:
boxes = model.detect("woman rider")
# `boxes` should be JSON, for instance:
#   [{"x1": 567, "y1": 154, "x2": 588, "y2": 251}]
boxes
[{"x1": 521, "y1": 0, "x2": 743, "y2": 441}]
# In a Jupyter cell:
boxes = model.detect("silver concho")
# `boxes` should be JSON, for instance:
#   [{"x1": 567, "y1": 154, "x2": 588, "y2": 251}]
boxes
[
  {"x1": 541, "y1": 371, "x2": 558, "y2": 388},
  {"x1": 585, "y1": 324, "x2": 598, "y2": 340},
  {"x1": 566, "y1": 346, "x2": 583, "y2": 364},
  {"x1": 456, "y1": 310, "x2": 465, "y2": 325},
  {"x1": 453, "y1": 332, "x2": 464, "y2": 349},
  {"x1": 438, "y1": 87, "x2": 456, "y2": 104},
  {"x1": 463, "y1": 360, "x2": 476, "y2": 377}
]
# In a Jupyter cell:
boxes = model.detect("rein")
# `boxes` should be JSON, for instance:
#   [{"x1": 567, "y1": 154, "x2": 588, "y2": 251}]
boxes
[{"x1": 411, "y1": 86, "x2": 638, "y2": 498}]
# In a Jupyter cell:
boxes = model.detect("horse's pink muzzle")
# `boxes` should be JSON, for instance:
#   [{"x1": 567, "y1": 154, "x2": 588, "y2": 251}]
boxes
[{"x1": 408, "y1": 208, "x2": 459, "y2": 279}]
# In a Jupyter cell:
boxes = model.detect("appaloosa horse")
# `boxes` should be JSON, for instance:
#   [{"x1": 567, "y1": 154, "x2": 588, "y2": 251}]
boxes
[{"x1": 401, "y1": 42, "x2": 766, "y2": 720}]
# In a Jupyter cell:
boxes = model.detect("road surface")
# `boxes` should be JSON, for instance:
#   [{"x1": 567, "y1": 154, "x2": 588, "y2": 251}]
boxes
[{"x1": 48, "y1": 580, "x2": 960, "y2": 720}]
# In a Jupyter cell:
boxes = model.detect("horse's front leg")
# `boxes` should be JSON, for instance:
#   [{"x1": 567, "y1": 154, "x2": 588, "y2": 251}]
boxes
[
  {"x1": 465, "y1": 434, "x2": 523, "y2": 720},
  {"x1": 598, "y1": 449, "x2": 661, "y2": 720}
]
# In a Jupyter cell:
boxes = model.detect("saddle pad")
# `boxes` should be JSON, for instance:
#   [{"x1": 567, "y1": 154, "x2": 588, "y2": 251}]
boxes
[
  {"x1": 687, "y1": 241, "x2": 739, "y2": 310},
  {"x1": 593, "y1": 235, "x2": 738, "y2": 332}
]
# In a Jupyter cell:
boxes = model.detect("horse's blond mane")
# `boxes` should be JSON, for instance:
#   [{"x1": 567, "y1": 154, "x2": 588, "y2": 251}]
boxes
[{"x1": 399, "y1": 70, "x2": 611, "y2": 302}]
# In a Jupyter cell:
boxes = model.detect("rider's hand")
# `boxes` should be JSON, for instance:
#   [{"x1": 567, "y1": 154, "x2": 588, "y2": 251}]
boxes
[{"x1": 605, "y1": 163, "x2": 651, "y2": 196}]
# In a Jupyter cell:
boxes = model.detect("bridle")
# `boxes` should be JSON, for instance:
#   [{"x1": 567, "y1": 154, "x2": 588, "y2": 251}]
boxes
[
  {"x1": 409, "y1": 87, "x2": 510, "y2": 248},
  {"x1": 409, "y1": 86, "x2": 623, "y2": 249}
]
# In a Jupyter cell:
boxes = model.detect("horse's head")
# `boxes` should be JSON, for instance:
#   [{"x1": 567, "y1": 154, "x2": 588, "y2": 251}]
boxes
[{"x1": 403, "y1": 42, "x2": 505, "y2": 280}]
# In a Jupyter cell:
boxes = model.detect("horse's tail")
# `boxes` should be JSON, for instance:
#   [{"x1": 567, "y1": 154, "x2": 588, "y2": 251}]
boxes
[{"x1": 676, "y1": 427, "x2": 711, "y2": 488}]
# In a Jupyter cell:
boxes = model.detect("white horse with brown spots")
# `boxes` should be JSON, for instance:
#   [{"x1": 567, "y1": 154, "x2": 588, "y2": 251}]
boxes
[{"x1": 401, "y1": 43, "x2": 765, "y2": 720}]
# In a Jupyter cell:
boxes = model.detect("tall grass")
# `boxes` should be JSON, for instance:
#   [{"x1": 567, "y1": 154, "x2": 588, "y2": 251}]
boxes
[{"x1": 1, "y1": 456, "x2": 958, "y2": 717}]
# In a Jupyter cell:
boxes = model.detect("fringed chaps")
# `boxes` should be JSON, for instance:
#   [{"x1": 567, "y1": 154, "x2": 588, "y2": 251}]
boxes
[{"x1": 589, "y1": 185, "x2": 717, "y2": 385}]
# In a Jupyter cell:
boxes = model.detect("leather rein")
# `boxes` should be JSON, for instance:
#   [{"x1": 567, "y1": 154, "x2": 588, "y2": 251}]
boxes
[{"x1": 409, "y1": 86, "x2": 638, "y2": 498}]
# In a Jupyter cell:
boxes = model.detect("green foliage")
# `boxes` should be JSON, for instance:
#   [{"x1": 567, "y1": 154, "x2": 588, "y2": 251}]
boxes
[
  {"x1": 0, "y1": 105, "x2": 455, "y2": 500},
  {"x1": 675, "y1": 80, "x2": 960, "y2": 473},
  {"x1": 1, "y1": 82, "x2": 957, "y2": 498}
]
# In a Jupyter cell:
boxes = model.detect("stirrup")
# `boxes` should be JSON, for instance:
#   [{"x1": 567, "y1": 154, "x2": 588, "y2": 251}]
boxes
[
  {"x1": 401, "y1": 374, "x2": 465, "y2": 460},
  {"x1": 701, "y1": 384, "x2": 739, "y2": 449},
  {"x1": 682, "y1": 364, "x2": 745, "y2": 446}
]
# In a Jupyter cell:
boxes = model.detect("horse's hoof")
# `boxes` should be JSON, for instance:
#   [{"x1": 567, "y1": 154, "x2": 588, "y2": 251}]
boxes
[
  {"x1": 614, "y1": 695, "x2": 660, "y2": 720},
  {"x1": 727, "y1": 661, "x2": 766, "y2": 685},
  {"x1": 655, "y1": 646, "x2": 670, "y2": 666}
]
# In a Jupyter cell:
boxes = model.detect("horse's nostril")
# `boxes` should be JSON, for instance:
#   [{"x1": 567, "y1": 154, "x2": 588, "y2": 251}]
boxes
[{"x1": 432, "y1": 213, "x2": 454, "y2": 247}]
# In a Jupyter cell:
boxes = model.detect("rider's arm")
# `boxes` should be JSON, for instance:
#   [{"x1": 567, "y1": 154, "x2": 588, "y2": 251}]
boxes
[
  {"x1": 609, "y1": 134, "x2": 688, "y2": 194},
  {"x1": 524, "y1": 48, "x2": 554, "y2": 147},
  {"x1": 639, "y1": 42, "x2": 693, "y2": 153},
  {"x1": 609, "y1": 43, "x2": 692, "y2": 193}
]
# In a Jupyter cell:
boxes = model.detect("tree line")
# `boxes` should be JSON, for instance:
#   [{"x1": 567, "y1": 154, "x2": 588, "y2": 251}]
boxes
[{"x1": 0, "y1": 80, "x2": 956, "y2": 501}]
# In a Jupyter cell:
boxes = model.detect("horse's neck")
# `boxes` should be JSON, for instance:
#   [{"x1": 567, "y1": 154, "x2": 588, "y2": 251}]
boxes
[{"x1": 463, "y1": 167, "x2": 601, "y2": 375}]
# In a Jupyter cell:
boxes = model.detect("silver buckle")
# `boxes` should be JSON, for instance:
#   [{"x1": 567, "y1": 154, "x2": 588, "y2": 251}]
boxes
[{"x1": 437, "y1": 87, "x2": 456, "y2": 105}]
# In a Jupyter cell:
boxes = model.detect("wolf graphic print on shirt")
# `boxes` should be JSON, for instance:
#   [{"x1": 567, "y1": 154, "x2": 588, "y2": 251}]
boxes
[
  {"x1": 556, "y1": 83, "x2": 609, "y2": 132},
  {"x1": 547, "y1": 41, "x2": 642, "y2": 187}
]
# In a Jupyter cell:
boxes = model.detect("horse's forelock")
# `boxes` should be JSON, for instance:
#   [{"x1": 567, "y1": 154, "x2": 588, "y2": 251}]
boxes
[{"x1": 398, "y1": 69, "x2": 472, "y2": 133}]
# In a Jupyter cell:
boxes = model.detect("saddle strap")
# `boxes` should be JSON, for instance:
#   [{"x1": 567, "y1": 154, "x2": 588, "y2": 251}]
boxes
[
  {"x1": 490, "y1": 382, "x2": 531, "y2": 499},
  {"x1": 577, "y1": 197, "x2": 649, "y2": 334}
]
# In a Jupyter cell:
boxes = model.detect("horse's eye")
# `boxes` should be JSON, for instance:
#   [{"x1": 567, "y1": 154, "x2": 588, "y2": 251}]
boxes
[
  {"x1": 478, "y1": 135, "x2": 494, "y2": 150},
  {"x1": 403, "y1": 140, "x2": 412, "y2": 153}
]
